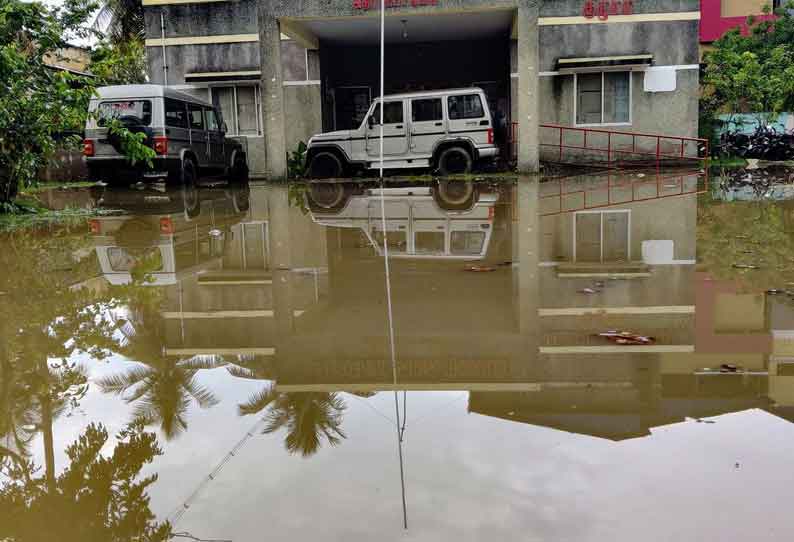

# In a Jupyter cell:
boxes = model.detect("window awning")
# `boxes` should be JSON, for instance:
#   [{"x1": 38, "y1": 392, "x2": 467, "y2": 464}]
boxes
[
  {"x1": 556, "y1": 54, "x2": 653, "y2": 74},
  {"x1": 185, "y1": 70, "x2": 261, "y2": 82}
]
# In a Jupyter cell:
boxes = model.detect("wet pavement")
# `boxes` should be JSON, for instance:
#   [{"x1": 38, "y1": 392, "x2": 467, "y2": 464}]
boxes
[{"x1": 2, "y1": 169, "x2": 794, "y2": 541}]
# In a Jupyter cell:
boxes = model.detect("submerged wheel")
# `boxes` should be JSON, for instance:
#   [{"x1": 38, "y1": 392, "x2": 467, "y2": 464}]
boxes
[
  {"x1": 307, "y1": 182, "x2": 347, "y2": 210},
  {"x1": 181, "y1": 159, "x2": 200, "y2": 218},
  {"x1": 432, "y1": 180, "x2": 478, "y2": 211}
]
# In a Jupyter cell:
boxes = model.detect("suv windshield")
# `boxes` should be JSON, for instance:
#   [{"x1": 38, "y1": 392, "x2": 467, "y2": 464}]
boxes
[{"x1": 97, "y1": 100, "x2": 152, "y2": 127}]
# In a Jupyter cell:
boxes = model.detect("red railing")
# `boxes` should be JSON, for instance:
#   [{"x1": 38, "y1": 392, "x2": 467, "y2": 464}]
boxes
[
  {"x1": 539, "y1": 169, "x2": 708, "y2": 216},
  {"x1": 538, "y1": 123, "x2": 709, "y2": 166}
]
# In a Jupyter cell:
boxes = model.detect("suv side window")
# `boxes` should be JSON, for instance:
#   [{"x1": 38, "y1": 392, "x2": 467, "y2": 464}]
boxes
[
  {"x1": 188, "y1": 103, "x2": 204, "y2": 130},
  {"x1": 164, "y1": 98, "x2": 188, "y2": 128},
  {"x1": 205, "y1": 107, "x2": 219, "y2": 132},
  {"x1": 412, "y1": 98, "x2": 442, "y2": 122},
  {"x1": 371, "y1": 101, "x2": 404, "y2": 125},
  {"x1": 448, "y1": 94, "x2": 484, "y2": 120}
]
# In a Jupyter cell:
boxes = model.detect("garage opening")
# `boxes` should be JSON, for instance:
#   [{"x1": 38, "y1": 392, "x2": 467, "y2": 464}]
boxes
[{"x1": 292, "y1": 10, "x2": 514, "y2": 137}]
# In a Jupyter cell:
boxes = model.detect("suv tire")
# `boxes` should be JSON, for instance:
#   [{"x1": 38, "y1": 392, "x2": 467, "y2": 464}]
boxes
[
  {"x1": 308, "y1": 151, "x2": 344, "y2": 179},
  {"x1": 437, "y1": 146, "x2": 473, "y2": 176},
  {"x1": 230, "y1": 154, "x2": 249, "y2": 184}
]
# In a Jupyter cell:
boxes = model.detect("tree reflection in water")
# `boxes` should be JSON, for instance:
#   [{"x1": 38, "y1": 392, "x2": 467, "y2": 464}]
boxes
[
  {"x1": 0, "y1": 422, "x2": 170, "y2": 541},
  {"x1": 98, "y1": 290, "x2": 223, "y2": 440},
  {"x1": 238, "y1": 384, "x2": 347, "y2": 457}
]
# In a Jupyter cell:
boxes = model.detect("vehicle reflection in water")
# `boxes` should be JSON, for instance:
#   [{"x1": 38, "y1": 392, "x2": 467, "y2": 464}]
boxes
[{"x1": 3, "y1": 171, "x2": 794, "y2": 541}]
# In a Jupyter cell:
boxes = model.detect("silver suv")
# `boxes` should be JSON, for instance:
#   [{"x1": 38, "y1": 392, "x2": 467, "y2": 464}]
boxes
[
  {"x1": 305, "y1": 88, "x2": 499, "y2": 178},
  {"x1": 84, "y1": 85, "x2": 248, "y2": 185}
]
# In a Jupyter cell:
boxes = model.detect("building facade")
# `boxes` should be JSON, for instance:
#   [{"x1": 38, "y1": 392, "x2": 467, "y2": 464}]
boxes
[
  {"x1": 700, "y1": 0, "x2": 779, "y2": 49},
  {"x1": 143, "y1": 0, "x2": 701, "y2": 178}
]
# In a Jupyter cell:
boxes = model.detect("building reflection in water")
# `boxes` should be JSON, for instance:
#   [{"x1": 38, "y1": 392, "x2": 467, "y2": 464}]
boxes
[{"x1": 82, "y1": 172, "x2": 794, "y2": 450}]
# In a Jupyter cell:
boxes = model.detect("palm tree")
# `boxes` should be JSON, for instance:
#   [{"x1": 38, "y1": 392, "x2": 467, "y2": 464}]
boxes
[
  {"x1": 238, "y1": 384, "x2": 347, "y2": 457},
  {"x1": 93, "y1": 0, "x2": 145, "y2": 44}
]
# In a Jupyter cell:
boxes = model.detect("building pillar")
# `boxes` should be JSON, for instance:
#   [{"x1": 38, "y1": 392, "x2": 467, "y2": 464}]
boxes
[
  {"x1": 513, "y1": 177, "x2": 540, "y2": 337},
  {"x1": 258, "y1": 13, "x2": 288, "y2": 179},
  {"x1": 268, "y1": 186, "x2": 294, "y2": 336},
  {"x1": 516, "y1": 4, "x2": 540, "y2": 173}
]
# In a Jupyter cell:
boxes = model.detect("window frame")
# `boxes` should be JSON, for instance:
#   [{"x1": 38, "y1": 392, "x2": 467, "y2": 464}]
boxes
[
  {"x1": 206, "y1": 84, "x2": 264, "y2": 137},
  {"x1": 447, "y1": 94, "x2": 485, "y2": 121},
  {"x1": 188, "y1": 102, "x2": 205, "y2": 131},
  {"x1": 410, "y1": 97, "x2": 443, "y2": 122},
  {"x1": 573, "y1": 71, "x2": 633, "y2": 128},
  {"x1": 572, "y1": 209, "x2": 631, "y2": 263},
  {"x1": 163, "y1": 98, "x2": 188, "y2": 129}
]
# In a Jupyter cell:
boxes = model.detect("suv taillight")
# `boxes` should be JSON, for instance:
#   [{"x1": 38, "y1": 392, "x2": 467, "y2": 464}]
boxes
[
  {"x1": 88, "y1": 219, "x2": 101, "y2": 234},
  {"x1": 487, "y1": 129, "x2": 494, "y2": 145},
  {"x1": 83, "y1": 139, "x2": 95, "y2": 157},
  {"x1": 153, "y1": 136, "x2": 168, "y2": 155},
  {"x1": 159, "y1": 217, "x2": 174, "y2": 234}
]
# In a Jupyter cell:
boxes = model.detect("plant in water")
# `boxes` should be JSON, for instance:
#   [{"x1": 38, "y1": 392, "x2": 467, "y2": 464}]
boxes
[{"x1": 287, "y1": 141, "x2": 308, "y2": 178}]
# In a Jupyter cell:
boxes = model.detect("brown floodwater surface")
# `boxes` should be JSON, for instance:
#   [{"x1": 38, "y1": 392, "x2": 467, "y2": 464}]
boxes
[{"x1": 2, "y1": 171, "x2": 794, "y2": 541}]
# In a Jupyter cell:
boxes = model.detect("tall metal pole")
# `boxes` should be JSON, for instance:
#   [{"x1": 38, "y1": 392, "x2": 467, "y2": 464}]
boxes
[{"x1": 377, "y1": 3, "x2": 408, "y2": 530}]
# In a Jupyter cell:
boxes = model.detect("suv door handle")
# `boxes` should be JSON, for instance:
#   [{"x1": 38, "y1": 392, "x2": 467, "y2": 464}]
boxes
[
  {"x1": 434, "y1": 122, "x2": 443, "y2": 127},
  {"x1": 395, "y1": 125, "x2": 404, "y2": 129}
]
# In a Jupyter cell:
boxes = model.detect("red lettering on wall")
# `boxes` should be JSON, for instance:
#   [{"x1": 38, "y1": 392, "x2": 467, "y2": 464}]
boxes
[
  {"x1": 582, "y1": 0, "x2": 634, "y2": 19},
  {"x1": 353, "y1": 0, "x2": 437, "y2": 9}
]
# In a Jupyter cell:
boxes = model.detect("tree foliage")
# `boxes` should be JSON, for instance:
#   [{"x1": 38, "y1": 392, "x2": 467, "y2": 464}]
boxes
[
  {"x1": 0, "y1": 0, "x2": 97, "y2": 206},
  {"x1": 0, "y1": 422, "x2": 171, "y2": 542},
  {"x1": 90, "y1": 38, "x2": 146, "y2": 85},
  {"x1": 702, "y1": 2, "x2": 794, "y2": 127}
]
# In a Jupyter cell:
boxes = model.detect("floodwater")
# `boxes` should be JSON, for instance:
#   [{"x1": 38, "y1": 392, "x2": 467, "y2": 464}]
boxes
[{"x1": 2, "y1": 169, "x2": 794, "y2": 541}]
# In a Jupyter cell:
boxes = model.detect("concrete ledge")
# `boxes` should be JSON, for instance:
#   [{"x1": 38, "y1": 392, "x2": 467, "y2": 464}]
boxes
[
  {"x1": 165, "y1": 347, "x2": 275, "y2": 356},
  {"x1": 540, "y1": 345, "x2": 695, "y2": 354},
  {"x1": 275, "y1": 381, "x2": 635, "y2": 392},
  {"x1": 539, "y1": 306, "x2": 695, "y2": 316}
]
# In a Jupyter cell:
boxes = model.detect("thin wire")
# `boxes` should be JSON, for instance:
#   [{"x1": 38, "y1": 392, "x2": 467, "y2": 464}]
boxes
[
  {"x1": 378, "y1": 2, "x2": 407, "y2": 530},
  {"x1": 346, "y1": 392, "x2": 396, "y2": 425},
  {"x1": 168, "y1": 416, "x2": 268, "y2": 526}
]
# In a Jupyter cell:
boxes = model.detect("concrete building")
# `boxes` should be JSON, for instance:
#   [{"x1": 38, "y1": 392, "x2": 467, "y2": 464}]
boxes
[{"x1": 143, "y1": 0, "x2": 701, "y2": 178}]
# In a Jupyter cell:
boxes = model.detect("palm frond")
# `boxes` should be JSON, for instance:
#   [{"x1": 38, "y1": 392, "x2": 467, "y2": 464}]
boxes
[
  {"x1": 96, "y1": 365, "x2": 151, "y2": 394},
  {"x1": 183, "y1": 376, "x2": 219, "y2": 409},
  {"x1": 238, "y1": 385, "x2": 278, "y2": 416}
]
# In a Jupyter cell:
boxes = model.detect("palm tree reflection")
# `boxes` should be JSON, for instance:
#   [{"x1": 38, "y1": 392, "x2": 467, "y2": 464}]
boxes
[
  {"x1": 99, "y1": 311, "x2": 222, "y2": 440},
  {"x1": 238, "y1": 384, "x2": 346, "y2": 457}
]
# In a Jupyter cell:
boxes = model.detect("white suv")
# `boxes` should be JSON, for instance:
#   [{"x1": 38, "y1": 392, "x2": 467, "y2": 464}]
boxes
[{"x1": 305, "y1": 88, "x2": 499, "y2": 178}]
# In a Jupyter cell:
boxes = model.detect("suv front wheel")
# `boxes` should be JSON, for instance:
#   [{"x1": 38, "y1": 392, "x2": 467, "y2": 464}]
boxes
[{"x1": 308, "y1": 151, "x2": 344, "y2": 179}]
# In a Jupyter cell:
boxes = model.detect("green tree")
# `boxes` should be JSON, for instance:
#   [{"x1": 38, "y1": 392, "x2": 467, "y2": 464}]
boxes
[
  {"x1": 0, "y1": 422, "x2": 171, "y2": 541},
  {"x1": 702, "y1": 2, "x2": 794, "y2": 130},
  {"x1": 0, "y1": 0, "x2": 98, "y2": 207},
  {"x1": 238, "y1": 384, "x2": 347, "y2": 457},
  {"x1": 90, "y1": 38, "x2": 146, "y2": 85}
]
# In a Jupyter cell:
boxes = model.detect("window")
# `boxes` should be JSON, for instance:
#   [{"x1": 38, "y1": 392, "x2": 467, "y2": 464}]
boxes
[
  {"x1": 448, "y1": 94, "x2": 484, "y2": 120},
  {"x1": 97, "y1": 100, "x2": 152, "y2": 126},
  {"x1": 204, "y1": 107, "x2": 219, "y2": 131},
  {"x1": 210, "y1": 85, "x2": 262, "y2": 136},
  {"x1": 372, "y1": 230, "x2": 406, "y2": 252},
  {"x1": 411, "y1": 98, "x2": 442, "y2": 122},
  {"x1": 188, "y1": 103, "x2": 204, "y2": 130},
  {"x1": 236, "y1": 87, "x2": 258, "y2": 136},
  {"x1": 164, "y1": 99, "x2": 188, "y2": 128},
  {"x1": 415, "y1": 231, "x2": 445, "y2": 254},
  {"x1": 576, "y1": 72, "x2": 631, "y2": 125},
  {"x1": 451, "y1": 231, "x2": 485, "y2": 255},
  {"x1": 371, "y1": 102, "x2": 404, "y2": 125}
]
